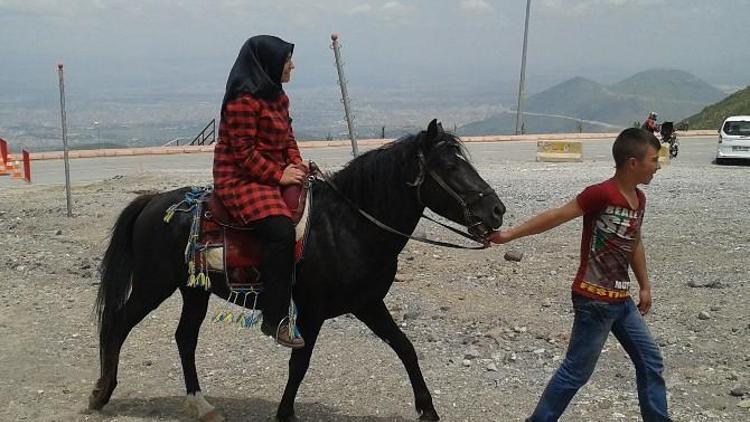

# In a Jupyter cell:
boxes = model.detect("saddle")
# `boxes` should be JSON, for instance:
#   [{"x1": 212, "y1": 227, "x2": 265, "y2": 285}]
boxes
[{"x1": 196, "y1": 184, "x2": 311, "y2": 291}]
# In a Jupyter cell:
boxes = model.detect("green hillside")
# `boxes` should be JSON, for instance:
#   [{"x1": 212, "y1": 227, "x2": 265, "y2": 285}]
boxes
[{"x1": 679, "y1": 85, "x2": 750, "y2": 129}]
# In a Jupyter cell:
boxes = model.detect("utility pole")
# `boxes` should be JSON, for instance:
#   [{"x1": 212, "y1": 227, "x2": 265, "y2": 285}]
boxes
[
  {"x1": 515, "y1": 0, "x2": 532, "y2": 135},
  {"x1": 57, "y1": 64, "x2": 73, "y2": 217},
  {"x1": 330, "y1": 33, "x2": 359, "y2": 157},
  {"x1": 93, "y1": 121, "x2": 101, "y2": 149}
]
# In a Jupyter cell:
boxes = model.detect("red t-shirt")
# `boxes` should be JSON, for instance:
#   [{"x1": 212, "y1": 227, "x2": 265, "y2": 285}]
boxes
[{"x1": 572, "y1": 178, "x2": 645, "y2": 302}]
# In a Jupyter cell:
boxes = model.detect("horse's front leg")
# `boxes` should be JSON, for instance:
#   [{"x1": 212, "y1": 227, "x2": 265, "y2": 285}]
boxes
[
  {"x1": 354, "y1": 300, "x2": 439, "y2": 421},
  {"x1": 177, "y1": 287, "x2": 224, "y2": 422},
  {"x1": 276, "y1": 315, "x2": 323, "y2": 422}
]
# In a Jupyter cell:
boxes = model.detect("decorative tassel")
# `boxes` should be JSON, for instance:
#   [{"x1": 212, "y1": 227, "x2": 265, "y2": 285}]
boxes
[
  {"x1": 203, "y1": 272, "x2": 211, "y2": 290},
  {"x1": 163, "y1": 208, "x2": 175, "y2": 223},
  {"x1": 213, "y1": 310, "x2": 225, "y2": 323}
]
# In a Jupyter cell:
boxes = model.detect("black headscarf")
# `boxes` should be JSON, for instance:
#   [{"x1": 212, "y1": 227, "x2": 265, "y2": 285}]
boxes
[{"x1": 221, "y1": 35, "x2": 294, "y2": 114}]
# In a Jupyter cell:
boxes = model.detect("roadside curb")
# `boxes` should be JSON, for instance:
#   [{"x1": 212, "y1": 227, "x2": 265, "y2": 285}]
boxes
[{"x1": 28, "y1": 130, "x2": 717, "y2": 161}]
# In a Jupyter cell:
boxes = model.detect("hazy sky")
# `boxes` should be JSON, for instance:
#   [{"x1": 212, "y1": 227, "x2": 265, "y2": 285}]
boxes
[{"x1": 1, "y1": 0, "x2": 749, "y2": 99}]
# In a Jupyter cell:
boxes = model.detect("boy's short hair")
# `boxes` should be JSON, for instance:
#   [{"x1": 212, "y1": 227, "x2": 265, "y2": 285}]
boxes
[{"x1": 612, "y1": 128, "x2": 661, "y2": 168}]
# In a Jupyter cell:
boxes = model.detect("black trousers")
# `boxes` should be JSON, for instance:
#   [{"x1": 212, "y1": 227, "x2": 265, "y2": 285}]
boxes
[{"x1": 251, "y1": 215, "x2": 295, "y2": 327}]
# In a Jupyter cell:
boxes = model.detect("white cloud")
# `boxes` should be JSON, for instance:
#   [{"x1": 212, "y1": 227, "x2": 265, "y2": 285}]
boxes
[
  {"x1": 382, "y1": 1, "x2": 414, "y2": 15},
  {"x1": 348, "y1": 4, "x2": 373, "y2": 15},
  {"x1": 460, "y1": 0, "x2": 494, "y2": 13},
  {"x1": 540, "y1": 0, "x2": 666, "y2": 16}
]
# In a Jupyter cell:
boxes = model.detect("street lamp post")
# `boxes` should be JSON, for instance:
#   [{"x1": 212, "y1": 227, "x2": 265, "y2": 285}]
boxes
[
  {"x1": 515, "y1": 0, "x2": 532, "y2": 135},
  {"x1": 93, "y1": 121, "x2": 101, "y2": 149}
]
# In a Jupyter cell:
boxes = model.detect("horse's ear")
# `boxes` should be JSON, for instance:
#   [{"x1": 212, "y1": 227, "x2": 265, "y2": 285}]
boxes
[{"x1": 424, "y1": 119, "x2": 443, "y2": 148}]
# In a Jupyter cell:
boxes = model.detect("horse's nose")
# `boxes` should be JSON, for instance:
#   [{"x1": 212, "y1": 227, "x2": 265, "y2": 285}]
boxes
[
  {"x1": 492, "y1": 203, "x2": 505, "y2": 226},
  {"x1": 493, "y1": 204, "x2": 505, "y2": 219}
]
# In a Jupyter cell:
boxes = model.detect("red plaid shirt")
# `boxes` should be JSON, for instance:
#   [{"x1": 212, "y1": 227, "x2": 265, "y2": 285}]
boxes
[{"x1": 213, "y1": 92, "x2": 302, "y2": 223}]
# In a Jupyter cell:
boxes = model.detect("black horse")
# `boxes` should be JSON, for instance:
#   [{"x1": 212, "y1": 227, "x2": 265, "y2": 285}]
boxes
[{"x1": 89, "y1": 120, "x2": 505, "y2": 421}]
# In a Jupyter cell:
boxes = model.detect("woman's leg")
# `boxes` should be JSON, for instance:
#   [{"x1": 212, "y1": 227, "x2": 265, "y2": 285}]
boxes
[{"x1": 252, "y1": 215, "x2": 298, "y2": 339}]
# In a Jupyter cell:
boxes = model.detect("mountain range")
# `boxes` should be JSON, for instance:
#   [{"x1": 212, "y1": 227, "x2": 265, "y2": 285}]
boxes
[{"x1": 459, "y1": 69, "x2": 728, "y2": 135}]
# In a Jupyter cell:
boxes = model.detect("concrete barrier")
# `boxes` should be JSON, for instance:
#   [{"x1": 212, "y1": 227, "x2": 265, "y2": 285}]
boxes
[
  {"x1": 658, "y1": 144, "x2": 670, "y2": 166},
  {"x1": 536, "y1": 140, "x2": 583, "y2": 162},
  {"x1": 26, "y1": 130, "x2": 718, "y2": 161}
]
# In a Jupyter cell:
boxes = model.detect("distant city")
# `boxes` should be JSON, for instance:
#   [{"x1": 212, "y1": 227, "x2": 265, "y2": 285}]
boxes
[{"x1": 0, "y1": 68, "x2": 743, "y2": 152}]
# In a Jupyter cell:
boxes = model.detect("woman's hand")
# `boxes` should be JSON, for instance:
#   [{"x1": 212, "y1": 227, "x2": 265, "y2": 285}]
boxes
[
  {"x1": 280, "y1": 165, "x2": 306, "y2": 186},
  {"x1": 294, "y1": 160, "x2": 310, "y2": 173}
]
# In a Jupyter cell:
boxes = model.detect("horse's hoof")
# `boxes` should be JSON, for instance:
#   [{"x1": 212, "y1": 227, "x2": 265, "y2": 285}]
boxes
[
  {"x1": 199, "y1": 408, "x2": 225, "y2": 422},
  {"x1": 276, "y1": 413, "x2": 299, "y2": 422},
  {"x1": 419, "y1": 409, "x2": 440, "y2": 421},
  {"x1": 87, "y1": 393, "x2": 105, "y2": 411}
]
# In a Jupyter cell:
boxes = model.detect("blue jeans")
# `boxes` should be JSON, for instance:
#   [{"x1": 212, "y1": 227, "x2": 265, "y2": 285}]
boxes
[{"x1": 528, "y1": 294, "x2": 670, "y2": 422}]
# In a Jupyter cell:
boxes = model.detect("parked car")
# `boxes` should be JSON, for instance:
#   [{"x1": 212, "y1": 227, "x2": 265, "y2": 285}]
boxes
[{"x1": 715, "y1": 115, "x2": 750, "y2": 164}]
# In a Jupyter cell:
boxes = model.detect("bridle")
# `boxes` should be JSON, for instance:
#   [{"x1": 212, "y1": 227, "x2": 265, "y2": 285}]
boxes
[
  {"x1": 311, "y1": 149, "x2": 493, "y2": 250},
  {"x1": 408, "y1": 149, "x2": 496, "y2": 241}
]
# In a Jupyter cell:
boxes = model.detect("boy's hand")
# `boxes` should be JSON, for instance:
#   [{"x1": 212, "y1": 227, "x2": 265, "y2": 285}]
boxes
[
  {"x1": 637, "y1": 288, "x2": 652, "y2": 315},
  {"x1": 487, "y1": 230, "x2": 512, "y2": 244}
]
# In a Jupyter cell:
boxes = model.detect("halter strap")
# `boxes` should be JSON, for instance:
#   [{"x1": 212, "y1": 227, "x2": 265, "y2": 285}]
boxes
[{"x1": 310, "y1": 160, "x2": 489, "y2": 250}]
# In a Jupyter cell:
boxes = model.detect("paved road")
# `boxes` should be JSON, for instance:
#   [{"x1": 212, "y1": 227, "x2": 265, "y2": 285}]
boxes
[{"x1": 0, "y1": 136, "x2": 734, "y2": 187}]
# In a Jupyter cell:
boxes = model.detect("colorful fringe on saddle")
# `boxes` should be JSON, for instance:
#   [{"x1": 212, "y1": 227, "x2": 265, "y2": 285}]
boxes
[
  {"x1": 163, "y1": 186, "x2": 300, "y2": 334},
  {"x1": 163, "y1": 186, "x2": 213, "y2": 290},
  {"x1": 212, "y1": 289, "x2": 263, "y2": 329}
]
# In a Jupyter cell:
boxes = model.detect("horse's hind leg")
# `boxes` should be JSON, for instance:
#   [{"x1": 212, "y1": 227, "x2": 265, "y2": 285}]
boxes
[
  {"x1": 176, "y1": 287, "x2": 223, "y2": 422},
  {"x1": 354, "y1": 300, "x2": 440, "y2": 421},
  {"x1": 89, "y1": 279, "x2": 176, "y2": 410}
]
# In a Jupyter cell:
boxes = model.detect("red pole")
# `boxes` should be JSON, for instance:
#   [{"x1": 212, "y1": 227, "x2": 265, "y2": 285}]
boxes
[
  {"x1": 0, "y1": 138, "x2": 7, "y2": 165},
  {"x1": 22, "y1": 150, "x2": 31, "y2": 183}
]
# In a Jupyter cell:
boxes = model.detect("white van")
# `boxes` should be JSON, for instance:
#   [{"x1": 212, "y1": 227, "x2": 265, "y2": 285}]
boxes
[{"x1": 715, "y1": 115, "x2": 750, "y2": 164}]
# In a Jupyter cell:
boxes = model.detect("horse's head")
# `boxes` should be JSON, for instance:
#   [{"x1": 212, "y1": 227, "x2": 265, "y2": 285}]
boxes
[{"x1": 412, "y1": 119, "x2": 505, "y2": 239}]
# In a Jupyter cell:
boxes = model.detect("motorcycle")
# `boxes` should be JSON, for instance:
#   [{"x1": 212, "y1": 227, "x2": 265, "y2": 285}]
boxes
[{"x1": 658, "y1": 121, "x2": 679, "y2": 159}]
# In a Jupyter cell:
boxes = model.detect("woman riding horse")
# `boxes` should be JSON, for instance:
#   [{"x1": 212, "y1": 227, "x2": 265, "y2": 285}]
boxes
[{"x1": 214, "y1": 35, "x2": 307, "y2": 348}]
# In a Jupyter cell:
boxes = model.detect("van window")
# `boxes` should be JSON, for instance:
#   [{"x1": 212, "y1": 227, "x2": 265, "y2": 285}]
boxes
[{"x1": 723, "y1": 120, "x2": 750, "y2": 136}]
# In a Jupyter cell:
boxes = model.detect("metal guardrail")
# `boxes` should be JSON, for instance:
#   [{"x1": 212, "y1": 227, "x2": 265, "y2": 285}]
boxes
[{"x1": 191, "y1": 119, "x2": 216, "y2": 146}]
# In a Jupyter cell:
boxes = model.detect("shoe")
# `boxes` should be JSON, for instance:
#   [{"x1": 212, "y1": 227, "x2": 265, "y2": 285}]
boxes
[{"x1": 261, "y1": 319, "x2": 305, "y2": 349}]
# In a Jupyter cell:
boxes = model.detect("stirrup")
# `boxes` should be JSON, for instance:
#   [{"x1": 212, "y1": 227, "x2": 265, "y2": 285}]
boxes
[{"x1": 267, "y1": 317, "x2": 304, "y2": 349}]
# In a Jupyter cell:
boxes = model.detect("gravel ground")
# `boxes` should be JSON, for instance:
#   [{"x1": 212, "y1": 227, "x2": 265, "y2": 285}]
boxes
[{"x1": 1, "y1": 146, "x2": 748, "y2": 421}]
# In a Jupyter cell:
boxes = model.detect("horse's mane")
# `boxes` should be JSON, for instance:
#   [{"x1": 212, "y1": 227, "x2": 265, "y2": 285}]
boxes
[{"x1": 326, "y1": 131, "x2": 468, "y2": 214}]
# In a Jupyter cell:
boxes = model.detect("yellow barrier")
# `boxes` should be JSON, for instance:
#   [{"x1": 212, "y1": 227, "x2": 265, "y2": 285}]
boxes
[
  {"x1": 658, "y1": 144, "x2": 670, "y2": 166},
  {"x1": 536, "y1": 140, "x2": 583, "y2": 162}
]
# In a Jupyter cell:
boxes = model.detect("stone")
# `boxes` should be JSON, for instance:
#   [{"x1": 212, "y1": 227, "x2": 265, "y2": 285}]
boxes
[
  {"x1": 698, "y1": 311, "x2": 711, "y2": 320},
  {"x1": 730, "y1": 386, "x2": 749, "y2": 397},
  {"x1": 394, "y1": 273, "x2": 411, "y2": 282},
  {"x1": 464, "y1": 347, "x2": 481, "y2": 360},
  {"x1": 503, "y1": 250, "x2": 524, "y2": 262}
]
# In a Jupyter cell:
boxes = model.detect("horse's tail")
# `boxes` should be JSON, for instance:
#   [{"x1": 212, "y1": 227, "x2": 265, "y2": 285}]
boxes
[{"x1": 94, "y1": 194, "x2": 156, "y2": 334}]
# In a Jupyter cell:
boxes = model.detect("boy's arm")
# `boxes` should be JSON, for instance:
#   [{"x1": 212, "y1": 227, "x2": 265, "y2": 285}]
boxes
[
  {"x1": 489, "y1": 198, "x2": 584, "y2": 244},
  {"x1": 630, "y1": 234, "x2": 652, "y2": 315}
]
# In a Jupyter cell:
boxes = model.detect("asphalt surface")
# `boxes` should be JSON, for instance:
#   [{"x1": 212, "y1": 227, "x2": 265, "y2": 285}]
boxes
[{"x1": 0, "y1": 136, "x2": 741, "y2": 188}]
